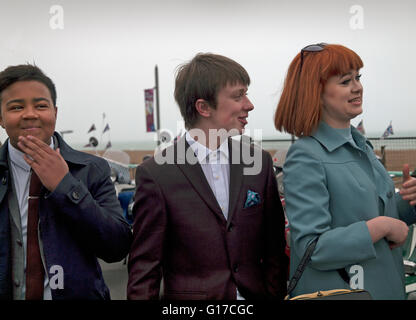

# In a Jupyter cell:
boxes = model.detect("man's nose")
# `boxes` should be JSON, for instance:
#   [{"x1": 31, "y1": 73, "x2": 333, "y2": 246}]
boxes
[
  {"x1": 244, "y1": 97, "x2": 254, "y2": 111},
  {"x1": 22, "y1": 106, "x2": 38, "y2": 118}
]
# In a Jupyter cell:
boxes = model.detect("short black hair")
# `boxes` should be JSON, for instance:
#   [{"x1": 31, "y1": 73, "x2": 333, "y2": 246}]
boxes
[{"x1": 0, "y1": 64, "x2": 57, "y2": 107}]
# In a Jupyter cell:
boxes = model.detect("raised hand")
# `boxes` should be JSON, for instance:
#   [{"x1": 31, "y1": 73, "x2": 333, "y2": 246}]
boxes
[
  {"x1": 400, "y1": 164, "x2": 416, "y2": 206},
  {"x1": 17, "y1": 135, "x2": 69, "y2": 191}
]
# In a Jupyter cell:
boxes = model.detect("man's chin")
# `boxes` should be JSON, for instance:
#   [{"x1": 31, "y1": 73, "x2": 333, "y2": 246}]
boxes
[{"x1": 227, "y1": 127, "x2": 243, "y2": 136}]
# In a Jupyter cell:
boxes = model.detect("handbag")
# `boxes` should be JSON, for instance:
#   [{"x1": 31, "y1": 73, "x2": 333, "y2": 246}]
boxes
[{"x1": 285, "y1": 237, "x2": 372, "y2": 300}]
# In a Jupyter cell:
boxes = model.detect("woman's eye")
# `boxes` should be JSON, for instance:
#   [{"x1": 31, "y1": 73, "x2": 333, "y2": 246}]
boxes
[
  {"x1": 356, "y1": 74, "x2": 362, "y2": 81},
  {"x1": 341, "y1": 79, "x2": 351, "y2": 85}
]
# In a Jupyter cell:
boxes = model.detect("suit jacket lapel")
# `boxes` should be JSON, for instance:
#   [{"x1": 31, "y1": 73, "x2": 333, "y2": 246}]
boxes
[
  {"x1": 227, "y1": 138, "x2": 244, "y2": 227},
  {"x1": 174, "y1": 138, "x2": 226, "y2": 224}
]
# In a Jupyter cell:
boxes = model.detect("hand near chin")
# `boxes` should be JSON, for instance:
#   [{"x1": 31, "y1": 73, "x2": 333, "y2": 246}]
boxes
[{"x1": 17, "y1": 135, "x2": 69, "y2": 192}]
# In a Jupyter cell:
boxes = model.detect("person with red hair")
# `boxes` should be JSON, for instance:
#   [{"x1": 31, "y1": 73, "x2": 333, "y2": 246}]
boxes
[{"x1": 275, "y1": 43, "x2": 416, "y2": 299}]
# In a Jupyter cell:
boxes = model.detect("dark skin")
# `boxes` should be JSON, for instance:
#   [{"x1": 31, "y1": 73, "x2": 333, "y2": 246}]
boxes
[
  {"x1": 0, "y1": 80, "x2": 69, "y2": 192},
  {"x1": 17, "y1": 135, "x2": 69, "y2": 192}
]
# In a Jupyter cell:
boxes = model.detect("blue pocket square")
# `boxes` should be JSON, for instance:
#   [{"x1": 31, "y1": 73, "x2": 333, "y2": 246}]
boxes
[{"x1": 244, "y1": 190, "x2": 260, "y2": 208}]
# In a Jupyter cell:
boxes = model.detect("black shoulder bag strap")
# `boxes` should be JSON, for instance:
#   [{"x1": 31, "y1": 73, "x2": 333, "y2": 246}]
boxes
[{"x1": 287, "y1": 237, "x2": 350, "y2": 296}]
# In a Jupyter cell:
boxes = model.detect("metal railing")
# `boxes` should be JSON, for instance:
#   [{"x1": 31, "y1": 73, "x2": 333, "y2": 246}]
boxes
[{"x1": 263, "y1": 137, "x2": 416, "y2": 186}]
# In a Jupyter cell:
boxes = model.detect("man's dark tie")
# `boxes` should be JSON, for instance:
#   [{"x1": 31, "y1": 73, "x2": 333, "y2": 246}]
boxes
[{"x1": 25, "y1": 170, "x2": 44, "y2": 300}]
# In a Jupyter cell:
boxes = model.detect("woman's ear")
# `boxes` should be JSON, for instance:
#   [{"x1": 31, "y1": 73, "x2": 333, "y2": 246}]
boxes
[{"x1": 195, "y1": 99, "x2": 212, "y2": 118}]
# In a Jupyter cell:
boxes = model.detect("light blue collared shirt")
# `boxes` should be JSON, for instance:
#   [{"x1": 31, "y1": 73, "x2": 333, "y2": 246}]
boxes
[{"x1": 8, "y1": 139, "x2": 54, "y2": 300}]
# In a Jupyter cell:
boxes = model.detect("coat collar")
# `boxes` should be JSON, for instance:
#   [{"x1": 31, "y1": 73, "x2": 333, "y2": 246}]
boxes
[
  {"x1": 52, "y1": 132, "x2": 87, "y2": 165},
  {"x1": 311, "y1": 121, "x2": 368, "y2": 152},
  {"x1": 0, "y1": 139, "x2": 9, "y2": 171}
]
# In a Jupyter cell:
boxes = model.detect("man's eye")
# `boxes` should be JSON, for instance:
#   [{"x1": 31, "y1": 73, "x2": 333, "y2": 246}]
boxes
[
  {"x1": 9, "y1": 105, "x2": 23, "y2": 111},
  {"x1": 235, "y1": 92, "x2": 248, "y2": 99},
  {"x1": 36, "y1": 104, "x2": 49, "y2": 109}
]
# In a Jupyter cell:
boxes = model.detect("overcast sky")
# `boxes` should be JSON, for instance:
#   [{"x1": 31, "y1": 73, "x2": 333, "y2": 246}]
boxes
[{"x1": 0, "y1": 0, "x2": 415, "y2": 149}]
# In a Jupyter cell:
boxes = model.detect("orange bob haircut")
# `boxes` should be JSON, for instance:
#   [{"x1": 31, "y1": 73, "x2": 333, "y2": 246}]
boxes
[{"x1": 274, "y1": 44, "x2": 364, "y2": 137}]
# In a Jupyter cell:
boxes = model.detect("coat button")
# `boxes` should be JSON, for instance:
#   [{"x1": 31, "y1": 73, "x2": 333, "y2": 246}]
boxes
[
  {"x1": 72, "y1": 191, "x2": 80, "y2": 200},
  {"x1": 14, "y1": 279, "x2": 20, "y2": 287},
  {"x1": 233, "y1": 265, "x2": 239, "y2": 273},
  {"x1": 1, "y1": 176, "x2": 6, "y2": 185},
  {"x1": 387, "y1": 191, "x2": 393, "y2": 198},
  {"x1": 16, "y1": 239, "x2": 22, "y2": 247}
]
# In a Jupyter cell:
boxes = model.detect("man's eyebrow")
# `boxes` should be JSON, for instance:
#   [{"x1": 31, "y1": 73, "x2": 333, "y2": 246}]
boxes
[
  {"x1": 232, "y1": 88, "x2": 246, "y2": 95},
  {"x1": 5, "y1": 99, "x2": 24, "y2": 106},
  {"x1": 33, "y1": 97, "x2": 50, "y2": 103},
  {"x1": 5, "y1": 97, "x2": 50, "y2": 105}
]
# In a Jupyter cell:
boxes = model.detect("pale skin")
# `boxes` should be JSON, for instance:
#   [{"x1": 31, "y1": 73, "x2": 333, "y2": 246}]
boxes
[
  {"x1": 322, "y1": 70, "x2": 414, "y2": 249},
  {"x1": 191, "y1": 83, "x2": 254, "y2": 150}
]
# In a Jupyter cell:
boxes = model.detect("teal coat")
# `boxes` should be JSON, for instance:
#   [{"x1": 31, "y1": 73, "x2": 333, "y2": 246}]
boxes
[{"x1": 283, "y1": 122, "x2": 416, "y2": 300}]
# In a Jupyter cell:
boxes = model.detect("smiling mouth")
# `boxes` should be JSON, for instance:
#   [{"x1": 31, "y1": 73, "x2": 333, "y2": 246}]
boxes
[
  {"x1": 21, "y1": 127, "x2": 41, "y2": 132},
  {"x1": 348, "y1": 97, "x2": 362, "y2": 104},
  {"x1": 238, "y1": 116, "x2": 248, "y2": 125}
]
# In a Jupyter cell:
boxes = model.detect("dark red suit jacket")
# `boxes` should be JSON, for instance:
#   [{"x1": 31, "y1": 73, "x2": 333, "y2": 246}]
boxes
[{"x1": 127, "y1": 137, "x2": 288, "y2": 300}]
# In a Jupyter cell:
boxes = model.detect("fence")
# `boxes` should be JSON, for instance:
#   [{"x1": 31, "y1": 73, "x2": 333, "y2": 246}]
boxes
[{"x1": 262, "y1": 137, "x2": 416, "y2": 187}]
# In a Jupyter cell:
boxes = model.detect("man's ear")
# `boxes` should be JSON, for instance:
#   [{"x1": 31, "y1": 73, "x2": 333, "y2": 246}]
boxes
[{"x1": 195, "y1": 99, "x2": 212, "y2": 119}]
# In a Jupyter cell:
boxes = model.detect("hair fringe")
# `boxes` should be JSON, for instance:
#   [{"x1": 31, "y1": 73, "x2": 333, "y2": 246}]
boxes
[{"x1": 274, "y1": 44, "x2": 363, "y2": 137}]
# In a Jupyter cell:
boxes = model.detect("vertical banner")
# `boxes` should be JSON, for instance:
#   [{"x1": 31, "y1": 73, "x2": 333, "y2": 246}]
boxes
[{"x1": 145, "y1": 88, "x2": 156, "y2": 132}]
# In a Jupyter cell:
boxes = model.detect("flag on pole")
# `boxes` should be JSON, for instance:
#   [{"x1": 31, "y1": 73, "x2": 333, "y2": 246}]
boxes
[
  {"x1": 87, "y1": 124, "x2": 96, "y2": 133},
  {"x1": 103, "y1": 123, "x2": 110, "y2": 133},
  {"x1": 356, "y1": 120, "x2": 365, "y2": 135},
  {"x1": 84, "y1": 136, "x2": 98, "y2": 148},
  {"x1": 381, "y1": 121, "x2": 394, "y2": 139},
  {"x1": 145, "y1": 88, "x2": 156, "y2": 132}
]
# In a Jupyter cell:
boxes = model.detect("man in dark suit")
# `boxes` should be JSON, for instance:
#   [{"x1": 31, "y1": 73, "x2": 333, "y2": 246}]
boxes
[
  {"x1": 0, "y1": 64, "x2": 132, "y2": 299},
  {"x1": 127, "y1": 53, "x2": 288, "y2": 300}
]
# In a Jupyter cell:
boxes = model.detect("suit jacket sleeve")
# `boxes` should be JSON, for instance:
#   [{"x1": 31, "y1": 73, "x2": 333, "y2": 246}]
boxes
[
  {"x1": 263, "y1": 152, "x2": 289, "y2": 299},
  {"x1": 127, "y1": 164, "x2": 166, "y2": 300},
  {"x1": 47, "y1": 157, "x2": 132, "y2": 263}
]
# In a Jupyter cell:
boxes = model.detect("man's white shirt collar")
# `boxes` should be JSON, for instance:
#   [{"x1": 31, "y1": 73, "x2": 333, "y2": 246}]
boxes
[{"x1": 185, "y1": 130, "x2": 229, "y2": 164}]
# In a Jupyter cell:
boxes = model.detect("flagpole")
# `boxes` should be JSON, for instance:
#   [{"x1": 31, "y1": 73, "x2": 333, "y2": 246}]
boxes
[{"x1": 155, "y1": 65, "x2": 161, "y2": 146}]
